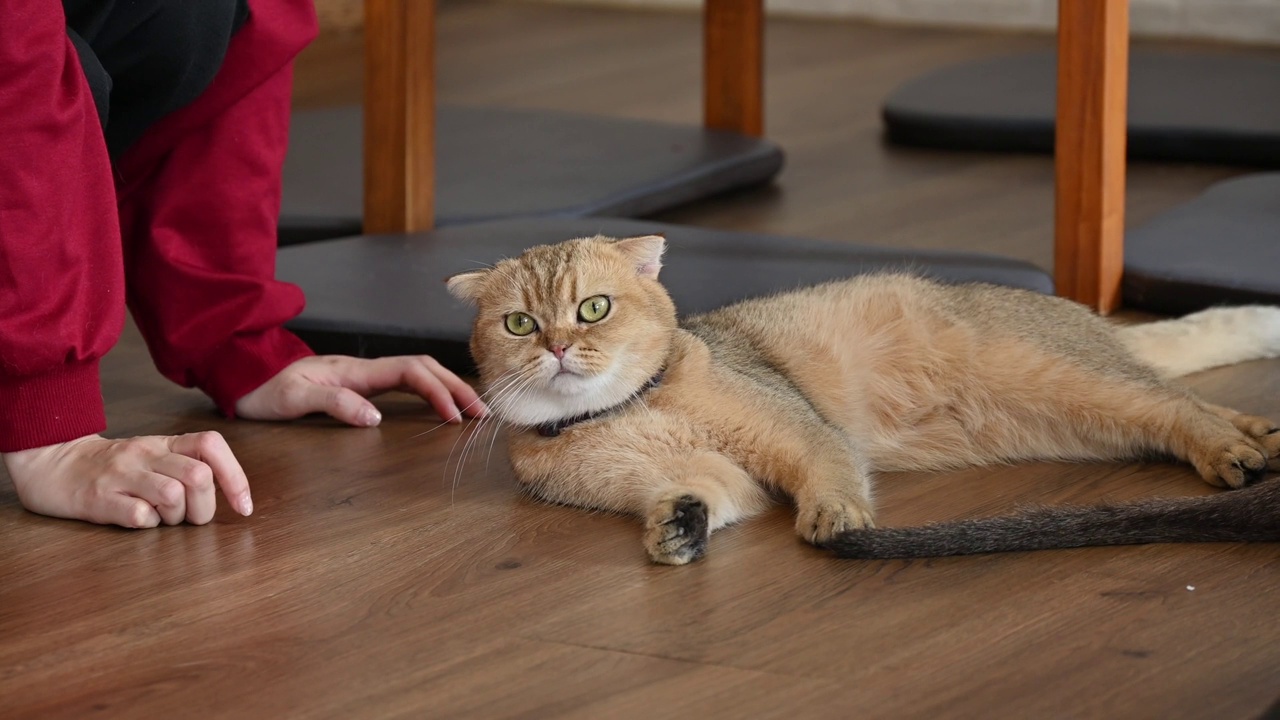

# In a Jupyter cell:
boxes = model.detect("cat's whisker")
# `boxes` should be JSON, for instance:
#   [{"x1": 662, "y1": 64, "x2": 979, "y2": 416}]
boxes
[
  {"x1": 445, "y1": 370, "x2": 538, "y2": 503},
  {"x1": 483, "y1": 373, "x2": 543, "y2": 472},
  {"x1": 403, "y1": 368, "x2": 524, "y2": 442},
  {"x1": 404, "y1": 423, "x2": 448, "y2": 441},
  {"x1": 441, "y1": 372, "x2": 524, "y2": 492},
  {"x1": 482, "y1": 419, "x2": 505, "y2": 473},
  {"x1": 450, "y1": 420, "x2": 484, "y2": 503},
  {"x1": 441, "y1": 394, "x2": 505, "y2": 487},
  {"x1": 475, "y1": 367, "x2": 526, "y2": 406},
  {"x1": 442, "y1": 414, "x2": 480, "y2": 494},
  {"x1": 450, "y1": 383, "x2": 530, "y2": 504},
  {"x1": 477, "y1": 371, "x2": 539, "y2": 458}
]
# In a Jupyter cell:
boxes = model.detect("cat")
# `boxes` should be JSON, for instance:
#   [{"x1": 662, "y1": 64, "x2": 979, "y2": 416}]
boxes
[{"x1": 445, "y1": 233, "x2": 1280, "y2": 564}]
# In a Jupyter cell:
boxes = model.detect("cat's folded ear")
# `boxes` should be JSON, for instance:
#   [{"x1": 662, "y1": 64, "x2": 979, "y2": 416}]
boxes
[
  {"x1": 613, "y1": 234, "x2": 666, "y2": 279},
  {"x1": 445, "y1": 268, "x2": 491, "y2": 304}
]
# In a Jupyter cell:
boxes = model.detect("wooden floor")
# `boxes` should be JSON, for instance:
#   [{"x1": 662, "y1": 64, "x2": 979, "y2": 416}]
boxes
[{"x1": 3, "y1": 2, "x2": 1279, "y2": 718}]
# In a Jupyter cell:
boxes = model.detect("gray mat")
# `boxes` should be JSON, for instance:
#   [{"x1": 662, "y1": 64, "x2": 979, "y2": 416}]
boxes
[
  {"x1": 883, "y1": 50, "x2": 1280, "y2": 166},
  {"x1": 276, "y1": 217, "x2": 1054, "y2": 373},
  {"x1": 278, "y1": 105, "x2": 785, "y2": 244},
  {"x1": 1124, "y1": 172, "x2": 1280, "y2": 314}
]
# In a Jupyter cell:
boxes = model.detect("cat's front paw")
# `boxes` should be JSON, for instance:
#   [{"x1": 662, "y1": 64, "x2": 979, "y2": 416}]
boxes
[
  {"x1": 796, "y1": 493, "x2": 875, "y2": 545},
  {"x1": 645, "y1": 495, "x2": 709, "y2": 565}
]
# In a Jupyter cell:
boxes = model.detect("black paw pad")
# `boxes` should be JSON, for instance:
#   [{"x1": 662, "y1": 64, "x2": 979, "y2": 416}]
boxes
[
  {"x1": 1243, "y1": 464, "x2": 1267, "y2": 486},
  {"x1": 1233, "y1": 459, "x2": 1267, "y2": 486},
  {"x1": 665, "y1": 495, "x2": 709, "y2": 561}
]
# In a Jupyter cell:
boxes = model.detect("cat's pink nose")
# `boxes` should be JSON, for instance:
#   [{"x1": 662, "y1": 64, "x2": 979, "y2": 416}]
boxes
[{"x1": 550, "y1": 343, "x2": 569, "y2": 359}]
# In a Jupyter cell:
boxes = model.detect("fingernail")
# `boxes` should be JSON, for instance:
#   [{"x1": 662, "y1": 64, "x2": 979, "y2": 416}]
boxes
[
  {"x1": 240, "y1": 492, "x2": 254, "y2": 516},
  {"x1": 475, "y1": 400, "x2": 490, "y2": 416},
  {"x1": 361, "y1": 408, "x2": 382, "y2": 427}
]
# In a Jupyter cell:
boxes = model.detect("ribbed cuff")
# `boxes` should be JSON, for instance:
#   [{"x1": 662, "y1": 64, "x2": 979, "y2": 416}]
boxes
[
  {"x1": 0, "y1": 361, "x2": 107, "y2": 453},
  {"x1": 195, "y1": 326, "x2": 314, "y2": 418}
]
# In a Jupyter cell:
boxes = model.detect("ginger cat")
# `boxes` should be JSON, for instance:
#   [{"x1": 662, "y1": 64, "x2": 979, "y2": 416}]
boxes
[{"x1": 446, "y1": 234, "x2": 1280, "y2": 564}]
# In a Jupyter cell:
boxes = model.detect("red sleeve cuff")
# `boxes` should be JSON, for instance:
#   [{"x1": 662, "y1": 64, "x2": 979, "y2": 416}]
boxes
[
  {"x1": 194, "y1": 327, "x2": 314, "y2": 418},
  {"x1": 0, "y1": 362, "x2": 107, "y2": 453}
]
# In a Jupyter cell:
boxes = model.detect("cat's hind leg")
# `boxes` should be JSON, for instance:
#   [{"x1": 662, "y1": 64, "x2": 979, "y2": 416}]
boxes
[
  {"x1": 1053, "y1": 384, "x2": 1270, "y2": 488},
  {"x1": 1179, "y1": 417, "x2": 1268, "y2": 488}
]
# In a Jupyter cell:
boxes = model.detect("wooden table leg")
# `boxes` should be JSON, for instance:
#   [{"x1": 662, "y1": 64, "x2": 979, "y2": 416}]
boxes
[
  {"x1": 363, "y1": 0, "x2": 435, "y2": 234},
  {"x1": 704, "y1": 0, "x2": 763, "y2": 136},
  {"x1": 1054, "y1": 0, "x2": 1129, "y2": 314}
]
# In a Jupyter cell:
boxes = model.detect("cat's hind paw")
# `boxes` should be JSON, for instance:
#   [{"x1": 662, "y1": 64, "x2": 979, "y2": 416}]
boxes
[
  {"x1": 1195, "y1": 440, "x2": 1268, "y2": 489},
  {"x1": 645, "y1": 495, "x2": 709, "y2": 565},
  {"x1": 1229, "y1": 413, "x2": 1280, "y2": 472},
  {"x1": 796, "y1": 493, "x2": 875, "y2": 545}
]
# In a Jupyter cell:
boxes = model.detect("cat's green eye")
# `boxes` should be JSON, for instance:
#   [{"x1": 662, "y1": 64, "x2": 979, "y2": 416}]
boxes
[
  {"x1": 578, "y1": 295, "x2": 611, "y2": 323},
  {"x1": 505, "y1": 312, "x2": 537, "y2": 336}
]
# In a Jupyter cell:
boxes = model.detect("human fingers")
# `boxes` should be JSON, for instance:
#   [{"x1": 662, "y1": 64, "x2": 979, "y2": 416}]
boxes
[
  {"x1": 4, "y1": 436, "x2": 166, "y2": 528},
  {"x1": 92, "y1": 490, "x2": 163, "y2": 529},
  {"x1": 303, "y1": 383, "x2": 382, "y2": 427},
  {"x1": 389, "y1": 359, "x2": 465, "y2": 422},
  {"x1": 150, "y1": 455, "x2": 215, "y2": 524},
  {"x1": 167, "y1": 432, "x2": 253, "y2": 516},
  {"x1": 331, "y1": 356, "x2": 485, "y2": 421},
  {"x1": 416, "y1": 356, "x2": 487, "y2": 418}
]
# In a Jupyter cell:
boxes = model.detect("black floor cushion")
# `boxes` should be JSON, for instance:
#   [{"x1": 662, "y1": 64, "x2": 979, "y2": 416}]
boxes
[
  {"x1": 1124, "y1": 172, "x2": 1280, "y2": 315},
  {"x1": 278, "y1": 105, "x2": 786, "y2": 245},
  {"x1": 883, "y1": 50, "x2": 1280, "y2": 167}
]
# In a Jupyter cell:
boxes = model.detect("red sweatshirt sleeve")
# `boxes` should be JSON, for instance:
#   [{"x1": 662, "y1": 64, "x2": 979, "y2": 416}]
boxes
[
  {"x1": 114, "y1": 0, "x2": 319, "y2": 418},
  {"x1": 0, "y1": 1, "x2": 123, "y2": 452}
]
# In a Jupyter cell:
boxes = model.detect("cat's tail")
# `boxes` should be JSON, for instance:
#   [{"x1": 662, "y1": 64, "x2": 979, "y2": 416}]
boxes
[
  {"x1": 1118, "y1": 305, "x2": 1280, "y2": 378},
  {"x1": 824, "y1": 479, "x2": 1280, "y2": 559}
]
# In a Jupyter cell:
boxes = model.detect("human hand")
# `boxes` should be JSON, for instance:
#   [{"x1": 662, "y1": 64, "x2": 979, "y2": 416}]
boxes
[
  {"x1": 2, "y1": 432, "x2": 252, "y2": 528},
  {"x1": 234, "y1": 355, "x2": 486, "y2": 427}
]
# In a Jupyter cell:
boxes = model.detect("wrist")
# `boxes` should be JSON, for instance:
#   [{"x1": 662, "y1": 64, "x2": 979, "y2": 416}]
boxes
[
  {"x1": 193, "y1": 327, "x2": 313, "y2": 418},
  {"x1": 0, "y1": 362, "x2": 108, "y2": 453},
  {"x1": 2, "y1": 434, "x2": 100, "y2": 473}
]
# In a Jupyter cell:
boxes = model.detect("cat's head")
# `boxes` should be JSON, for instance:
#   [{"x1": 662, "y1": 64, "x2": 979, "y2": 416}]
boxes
[{"x1": 446, "y1": 234, "x2": 677, "y2": 426}]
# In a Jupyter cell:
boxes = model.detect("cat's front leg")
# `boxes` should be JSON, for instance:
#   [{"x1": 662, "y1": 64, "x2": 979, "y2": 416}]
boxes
[
  {"x1": 644, "y1": 494, "x2": 711, "y2": 565},
  {"x1": 771, "y1": 438, "x2": 877, "y2": 545},
  {"x1": 642, "y1": 451, "x2": 770, "y2": 565},
  {"x1": 793, "y1": 477, "x2": 876, "y2": 545},
  {"x1": 795, "y1": 487, "x2": 876, "y2": 545},
  {"x1": 510, "y1": 433, "x2": 769, "y2": 565}
]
